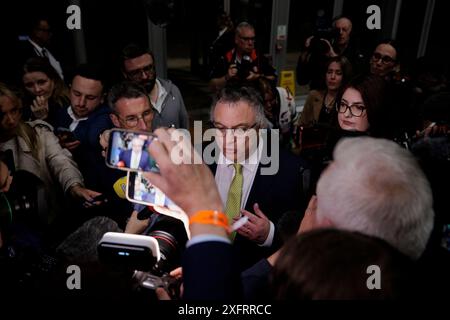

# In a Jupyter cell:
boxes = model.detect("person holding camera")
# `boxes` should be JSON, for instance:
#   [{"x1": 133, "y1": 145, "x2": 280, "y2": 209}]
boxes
[
  {"x1": 209, "y1": 22, "x2": 277, "y2": 92},
  {"x1": 297, "y1": 16, "x2": 364, "y2": 90}
]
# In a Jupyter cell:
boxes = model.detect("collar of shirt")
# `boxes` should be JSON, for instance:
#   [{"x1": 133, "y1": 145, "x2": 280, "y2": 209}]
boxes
[
  {"x1": 28, "y1": 39, "x2": 64, "y2": 79},
  {"x1": 215, "y1": 146, "x2": 262, "y2": 210},
  {"x1": 28, "y1": 39, "x2": 44, "y2": 55},
  {"x1": 67, "y1": 106, "x2": 88, "y2": 131},
  {"x1": 150, "y1": 79, "x2": 167, "y2": 114}
]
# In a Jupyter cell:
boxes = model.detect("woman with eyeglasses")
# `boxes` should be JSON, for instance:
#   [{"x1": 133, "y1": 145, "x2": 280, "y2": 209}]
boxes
[
  {"x1": 336, "y1": 74, "x2": 387, "y2": 136},
  {"x1": 21, "y1": 57, "x2": 70, "y2": 127},
  {"x1": 0, "y1": 83, "x2": 102, "y2": 225}
]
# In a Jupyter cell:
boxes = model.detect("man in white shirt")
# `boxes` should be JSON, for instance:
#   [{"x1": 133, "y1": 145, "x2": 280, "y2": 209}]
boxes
[{"x1": 209, "y1": 84, "x2": 308, "y2": 270}]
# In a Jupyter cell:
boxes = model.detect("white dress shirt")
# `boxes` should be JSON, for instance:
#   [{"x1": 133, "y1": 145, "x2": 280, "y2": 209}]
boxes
[
  {"x1": 28, "y1": 39, "x2": 64, "y2": 79},
  {"x1": 67, "y1": 106, "x2": 88, "y2": 131},
  {"x1": 215, "y1": 148, "x2": 275, "y2": 247},
  {"x1": 130, "y1": 151, "x2": 141, "y2": 169},
  {"x1": 150, "y1": 79, "x2": 167, "y2": 114}
]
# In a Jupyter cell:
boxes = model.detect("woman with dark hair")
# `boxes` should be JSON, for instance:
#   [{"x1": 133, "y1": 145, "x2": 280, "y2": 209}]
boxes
[
  {"x1": 336, "y1": 73, "x2": 387, "y2": 137},
  {"x1": 21, "y1": 57, "x2": 70, "y2": 126},
  {"x1": 299, "y1": 55, "x2": 352, "y2": 128},
  {"x1": 294, "y1": 56, "x2": 352, "y2": 154}
]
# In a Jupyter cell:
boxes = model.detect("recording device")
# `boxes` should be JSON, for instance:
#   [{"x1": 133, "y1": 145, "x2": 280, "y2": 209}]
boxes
[
  {"x1": 106, "y1": 129, "x2": 159, "y2": 173},
  {"x1": 309, "y1": 26, "x2": 339, "y2": 56},
  {"x1": 98, "y1": 232, "x2": 160, "y2": 271},
  {"x1": 98, "y1": 228, "x2": 185, "y2": 298},
  {"x1": 133, "y1": 270, "x2": 181, "y2": 299},
  {"x1": 56, "y1": 127, "x2": 77, "y2": 143},
  {"x1": 113, "y1": 176, "x2": 128, "y2": 199},
  {"x1": 237, "y1": 55, "x2": 254, "y2": 80},
  {"x1": 126, "y1": 171, "x2": 179, "y2": 210}
]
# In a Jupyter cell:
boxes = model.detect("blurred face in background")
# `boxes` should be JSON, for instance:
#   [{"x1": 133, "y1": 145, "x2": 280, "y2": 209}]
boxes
[
  {"x1": 31, "y1": 20, "x2": 52, "y2": 47},
  {"x1": 370, "y1": 44, "x2": 397, "y2": 77},
  {"x1": 23, "y1": 71, "x2": 55, "y2": 100},
  {"x1": 235, "y1": 27, "x2": 256, "y2": 56},
  {"x1": 0, "y1": 95, "x2": 21, "y2": 133},
  {"x1": 326, "y1": 62, "x2": 343, "y2": 92},
  {"x1": 334, "y1": 18, "x2": 352, "y2": 47},
  {"x1": 123, "y1": 53, "x2": 156, "y2": 94},
  {"x1": 338, "y1": 87, "x2": 369, "y2": 132}
]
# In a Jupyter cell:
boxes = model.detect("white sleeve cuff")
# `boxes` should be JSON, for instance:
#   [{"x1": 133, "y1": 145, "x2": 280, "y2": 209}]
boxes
[
  {"x1": 258, "y1": 221, "x2": 275, "y2": 248},
  {"x1": 187, "y1": 234, "x2": 231, "y2": 248}
]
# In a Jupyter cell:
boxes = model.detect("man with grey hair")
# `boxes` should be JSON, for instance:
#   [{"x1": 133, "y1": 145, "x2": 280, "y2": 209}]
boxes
[
  {"x1": 237, "y1": 136, "x2": 434, "y2": 299},
  {"x1": 209, "y1": 22, "x2": 276, "y2": 92},
  {"x1": 208, "y1": 84, "x2": 308, "y2": 271},
  {"x1": 311, "y1": 137, "x2": 434, "y2": 260}
]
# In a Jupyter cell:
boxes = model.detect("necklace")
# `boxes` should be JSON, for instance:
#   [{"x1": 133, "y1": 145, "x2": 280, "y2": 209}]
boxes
[{"x1": 323, "y1": 93, "x2": 335, "y2": 113}]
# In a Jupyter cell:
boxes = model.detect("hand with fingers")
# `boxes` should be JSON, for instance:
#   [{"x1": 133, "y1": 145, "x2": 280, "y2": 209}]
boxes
[
  {"x1": 142, "y1": 128, "x2": 222, "y2": 218},
  {"x1": 235, "y1": 203, "x2": 271, "y2": 244},
  {"x1": 155, "y1": 267, "x2": 184, "y2": 300},
  {"x1": 31, "y1": 95, "x2": 49, "y2": 120},
  {"x1": 69, "y1": 184, "x2": 103, "y2": 208},
  {"x1": 99, "y1": 129, "x2": 110, "y2": 158}
]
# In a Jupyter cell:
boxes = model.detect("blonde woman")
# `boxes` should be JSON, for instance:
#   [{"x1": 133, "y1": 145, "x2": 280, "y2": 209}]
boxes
[{"x1": 0, "y1": 83, "x2": 101, "y2": 224}]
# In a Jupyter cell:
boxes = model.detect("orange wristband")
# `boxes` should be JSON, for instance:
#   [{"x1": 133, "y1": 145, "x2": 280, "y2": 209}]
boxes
[{"x1": 189, "y1": 210, "x2": 229, "y2": 230}]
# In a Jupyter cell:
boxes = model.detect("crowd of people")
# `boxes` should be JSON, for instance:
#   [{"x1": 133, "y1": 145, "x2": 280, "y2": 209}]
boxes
[{"x1": 0, "y1": 12, "x2": 449, "y2": 302}]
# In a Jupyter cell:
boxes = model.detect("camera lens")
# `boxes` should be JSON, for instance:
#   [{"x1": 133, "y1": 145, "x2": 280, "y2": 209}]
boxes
[{"x1": 147, "y1": 230, "x2": 179, "y2": 275}]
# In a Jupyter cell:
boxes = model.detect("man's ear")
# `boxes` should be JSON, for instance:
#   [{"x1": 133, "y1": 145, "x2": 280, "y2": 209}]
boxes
[
  {"x1": 318, "y1": 216, "x2": 334, "y2": 228},
  {"x1": 110, "y1": 113, "x2": 120, "y2": 128}
]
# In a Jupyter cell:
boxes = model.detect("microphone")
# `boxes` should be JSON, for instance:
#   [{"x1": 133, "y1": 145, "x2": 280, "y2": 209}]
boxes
[{"x1": 113, "y1": 176, "x2": 128, "y2": 199}]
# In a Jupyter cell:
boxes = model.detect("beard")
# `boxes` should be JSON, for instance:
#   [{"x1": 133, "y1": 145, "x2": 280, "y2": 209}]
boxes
[{"x1": 142, "y1": 77, "x2": 156, "y2": 94}]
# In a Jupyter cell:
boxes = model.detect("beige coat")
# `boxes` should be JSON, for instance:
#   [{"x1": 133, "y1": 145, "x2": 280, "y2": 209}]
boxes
[
  {"x1": 298, "y1": 90, "x2": 325, "y2": 128},
  {"x1": 0, "y1": 120, "x2": 84, "y2": 222}
]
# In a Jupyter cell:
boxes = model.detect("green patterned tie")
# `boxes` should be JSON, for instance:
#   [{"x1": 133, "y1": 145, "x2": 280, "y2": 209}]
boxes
[{"x1": 225, "y1": 163, "x2": 243, "y2": 240}]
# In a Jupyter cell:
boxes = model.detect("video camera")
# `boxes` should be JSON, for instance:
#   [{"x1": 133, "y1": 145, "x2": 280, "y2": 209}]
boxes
[
  {"x1": 98, "y1": 231, "x2": 183, "y2": 298},
  {"x1": 309, "y1": 28, "x2": 340, "y2": 55},
  {"x1": 236, "y1": 54, "x2": 254, "y2": 80}
]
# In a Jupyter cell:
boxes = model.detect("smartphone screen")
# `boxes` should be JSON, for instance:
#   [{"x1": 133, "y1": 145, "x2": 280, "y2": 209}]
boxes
[
  {"x1": 106, "y1": 129, "x2": 158, "y2": 173},
  {"x1": 56, "y1": 127, "x2": 77, "y2": 143},
  {"x1": 126, "y1": 171, "x2": 179, "y2": 209}
]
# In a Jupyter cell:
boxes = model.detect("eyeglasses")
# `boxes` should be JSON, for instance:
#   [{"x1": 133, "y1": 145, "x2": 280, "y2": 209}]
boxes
[
  {"x1": 372, "y1": 52, "x2": 395, "y2": 64},
  {"x1": 239, "y1": 36, "x2": 256, "y2": 42},
  {"x1": 213, "y1": 122, "x2": 257, "y2": 136},
  {"x1": 126, "y1": 64, "x2": 155, "y2": 80},
  {"x1": 337, "y1": 101, "x2": 366, "y2": 117},
  {"x1": 115, "y1": 109, "x2": 153, "y2": 128}
]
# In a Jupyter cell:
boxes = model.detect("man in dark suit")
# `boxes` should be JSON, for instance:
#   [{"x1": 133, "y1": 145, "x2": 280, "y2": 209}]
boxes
[
  {"x1": 207, "y1": 84, "x2": 309, "y2": 271},
  {"x1": 16, "y1": 16, "x2": 64, "y2": 80},
  {"x1": 118, "y1": 137, "x2": 151, "y2": 171}
]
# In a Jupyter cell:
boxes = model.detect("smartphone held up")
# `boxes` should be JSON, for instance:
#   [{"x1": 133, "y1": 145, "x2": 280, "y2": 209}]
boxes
[{"x1": 106, "y1": 129, "x2": 159, "y2": 173}]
